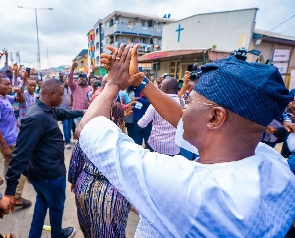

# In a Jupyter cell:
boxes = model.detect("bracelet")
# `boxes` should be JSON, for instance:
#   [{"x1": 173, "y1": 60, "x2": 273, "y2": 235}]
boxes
[
  {"x1": 135, "y1": 77, "x2": 149, "y2": 93},
  {"x1": 183, "y1": 84, "x2": 189, "y2": 87}
]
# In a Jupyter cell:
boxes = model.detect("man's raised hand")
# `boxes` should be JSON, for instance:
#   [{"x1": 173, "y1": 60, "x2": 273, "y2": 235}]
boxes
[
  {"x1": 71, "y1": 62, "x2": 78, "y2": 71},
  {"x1": 100, "y1": 44, "x2": 144, "y2": 90}
]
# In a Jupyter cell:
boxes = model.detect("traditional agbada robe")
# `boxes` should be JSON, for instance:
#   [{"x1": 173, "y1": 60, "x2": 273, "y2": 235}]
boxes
[
  {"x1": 80, "y1": 117, "x2": 295, "y2": 237},
  {"x1": 80, "y1": 55, "x2": 295, "y2": 237}
]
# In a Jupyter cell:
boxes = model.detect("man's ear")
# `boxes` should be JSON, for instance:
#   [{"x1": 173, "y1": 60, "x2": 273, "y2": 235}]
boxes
[
  {"x1": 162, "y1": 86, "x2": 168, "y2": 92},
  {"x1": 48, "y1": 91, "x2": 54, "y2": 98},
  {"x1": 207, "y1": 107, "x2": 227, "y2": 129}
]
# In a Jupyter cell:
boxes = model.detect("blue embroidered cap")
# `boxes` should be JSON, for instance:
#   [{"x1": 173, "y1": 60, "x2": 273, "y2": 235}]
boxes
[
  {"x1": 79, "y1": 73, "x2": 87, "y2": 78},
  {"x1": 193, "y1": 56, "x2": 291, "y2": 126}
]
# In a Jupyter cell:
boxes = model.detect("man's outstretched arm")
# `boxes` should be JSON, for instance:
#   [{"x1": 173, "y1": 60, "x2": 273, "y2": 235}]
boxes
[{"x1": 140, "y1": 82, "x2": 182, "y2": 128}]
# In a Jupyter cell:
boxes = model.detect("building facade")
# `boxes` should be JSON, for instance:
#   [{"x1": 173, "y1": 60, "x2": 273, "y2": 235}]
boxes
[
  {"x1": 250, "y1": 30, "x2": 295, "y2": 88},
  {"x1": 73, "y1": 49, "x2": 89, "y2": 73},
  {"x1": 88, "y1": 29, "x2": 95, "y2": 69},
  {"x1": 88, "y1": 11, "x2": 176, "y2": 76},
  {"x1": 139, "y1": 8, "x2": 258, "y2": 79},
  {"x1": 138, "y1": 8, "x2": 295, "y2": 88}
]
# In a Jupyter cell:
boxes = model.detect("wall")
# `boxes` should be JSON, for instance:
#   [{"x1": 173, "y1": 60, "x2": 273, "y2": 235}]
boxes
[
  {"x1": 250, "y1": 40, "x2": 295, "y2": 87},
  {"x1": 161, "y1": 8, "x2": 257, "y2": 52},
  {"x1": 250, "y1": 41, "x2": 294, "y2": 64}
]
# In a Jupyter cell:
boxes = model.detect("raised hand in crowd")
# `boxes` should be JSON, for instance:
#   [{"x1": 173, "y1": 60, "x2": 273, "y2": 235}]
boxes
[
  {"x1": 178, "y1": 71, "x2": 190, "y2": 97},
  {"x1": 1, "y1": 48, "x2": 8, "y2": 65},
  {"x1": 21, "y1": 71, "x2": 29, "y2": 85},
  {"x1": 2, "y1": 48, "x2": 8, "y2": 57},
  {"x1": 71, "y1": 62, "x2": 78, "y2": 71}
]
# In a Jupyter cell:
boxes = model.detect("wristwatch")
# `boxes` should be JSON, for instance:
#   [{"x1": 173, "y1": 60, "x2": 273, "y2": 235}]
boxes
[
  {"x1": 0, "y1": 193, "x2": 2, "y2": 199},
  {"x1": 136, "y1": 77, "x2": 150, "y2": 93}
]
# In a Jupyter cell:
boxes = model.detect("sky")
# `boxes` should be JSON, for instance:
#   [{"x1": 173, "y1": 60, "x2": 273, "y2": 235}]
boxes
[{"x1": 0, "y1": 0, "x2": 294, "y2": 69}]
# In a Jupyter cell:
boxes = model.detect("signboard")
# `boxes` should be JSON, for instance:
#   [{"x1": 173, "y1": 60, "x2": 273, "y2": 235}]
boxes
[
  {"x1": 273, "y1": 49, "x2": 290, "y2": 62},
  {"x1": 274, "y1": 62, "x2": 288, "y2": 74},
  {"x1": 144, "y1": 51, "x2": 169, "y2": 60},
  {"x1": 289, "y1": 70, "x2": 295, "y2": 90}
]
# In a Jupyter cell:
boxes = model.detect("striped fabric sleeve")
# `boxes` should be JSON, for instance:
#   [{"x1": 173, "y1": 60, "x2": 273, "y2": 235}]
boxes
[{"x1": 137, "y1": 104, "x2": 155, "y2": 128}]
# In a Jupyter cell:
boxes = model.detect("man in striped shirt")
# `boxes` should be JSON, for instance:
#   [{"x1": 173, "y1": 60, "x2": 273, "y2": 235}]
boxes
[
  {"x1": 68, "y1": 63, "x2": 92, "y2": 126},
  {"x1": 138, "y1": 77, "x2": 180, "y2": 155}
]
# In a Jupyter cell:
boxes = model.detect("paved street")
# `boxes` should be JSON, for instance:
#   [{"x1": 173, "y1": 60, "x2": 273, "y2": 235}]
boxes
[{"x1": 0, "y1": 140, "x2": 139, "y2": 237}]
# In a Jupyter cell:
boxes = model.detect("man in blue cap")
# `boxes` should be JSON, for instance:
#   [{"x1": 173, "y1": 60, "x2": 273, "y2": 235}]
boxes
[{"x1": 76, "y1": 44, "x2": 295, "y2": 237}]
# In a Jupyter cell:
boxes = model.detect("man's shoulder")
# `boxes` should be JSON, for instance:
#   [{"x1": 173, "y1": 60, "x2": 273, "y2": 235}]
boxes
[
  {"x1": 26, "y1": 103, "x2": 46, "y2": 116},
  {"x1": 22, "y1": 111, "x2": 46, "y2": 125},
  {"x1": 5, "y1": 95, "x2": 15, "y2": 105}
]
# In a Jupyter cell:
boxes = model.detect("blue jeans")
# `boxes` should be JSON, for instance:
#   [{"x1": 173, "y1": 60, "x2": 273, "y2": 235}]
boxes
[
  {"x1": 29, "y1": 175, "x2": 66, "y2": 238},
  {"x1": 133, "y1": 120, "x2": 152, "y2": 147},
  {"x1": 62, "y1": 119, "x2": 73, "y2": 143},
  {"x1": 74, "y1": 117, "x2": 82, "y2": 127}
]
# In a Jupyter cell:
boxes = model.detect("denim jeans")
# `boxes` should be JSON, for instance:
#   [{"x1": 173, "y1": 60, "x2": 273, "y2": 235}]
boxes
[
  {"x1": 62, "y1": 119, "x2": 73, "y2": 143},
  {"x1": 74, "y1": 117, "x2": 82, "y2": 127},
  {"x1": 29, "y1": 175, "x2": 66, "y2": 238},
  {"x1": 133, "y1": 120, "x2": 152, "y2": 146},
  {"x1": 126, "y1": 123, "x2": 134, "y2": 140}
]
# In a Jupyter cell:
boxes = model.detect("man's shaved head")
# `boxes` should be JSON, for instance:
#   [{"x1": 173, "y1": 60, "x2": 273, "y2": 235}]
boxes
[
  {"x1": 39, "y1": 78, "x2": 64, "y2": 108},
  {"x1": 41, "y1": 78, "x2": 63, "y2": 95},
  {"x1": 161, "y1": 77, "x2": 178, "y2": 94}
]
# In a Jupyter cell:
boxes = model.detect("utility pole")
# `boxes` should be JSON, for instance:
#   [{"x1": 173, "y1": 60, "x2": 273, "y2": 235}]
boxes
[
  {"x1": 16, "y1": 51, "x2": 21, "y2": 65},
  {"x1": 17, "y1": 6, "x2": 54, "y2": 70},
  {"x1": 47, "y1": 47, "x2": 49, "y2": 69}
]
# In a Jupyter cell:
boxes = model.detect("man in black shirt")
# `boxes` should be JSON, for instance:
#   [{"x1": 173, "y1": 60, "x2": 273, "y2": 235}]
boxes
[{"x1": 4, "y1": 78, "x2": 82, "y2": 238}]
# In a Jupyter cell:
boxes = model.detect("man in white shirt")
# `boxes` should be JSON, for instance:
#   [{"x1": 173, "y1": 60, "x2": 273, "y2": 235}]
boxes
[{"x1": 76, "y1": 44, "x2": 295, "y2": 237}]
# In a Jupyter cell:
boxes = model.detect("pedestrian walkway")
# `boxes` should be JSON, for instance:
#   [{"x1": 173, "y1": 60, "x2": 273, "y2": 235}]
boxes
[{"x1": 0, "y1": 147, "x2": 139, "y2": 237}]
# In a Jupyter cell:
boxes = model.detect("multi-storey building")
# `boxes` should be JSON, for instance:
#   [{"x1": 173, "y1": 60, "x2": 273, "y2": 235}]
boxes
[
  {"x1": 73, "y1": 49, "x2": 88, "y2": 73},
  {"x1": 88, "y1": 11, "x2": 176, "y2": 75},
  {"x1": 138, "y1": 8, "x2": 295, "y2": 86},
  {"x1": 87, "y1": 29, "x2": 95, "y2": 69}
]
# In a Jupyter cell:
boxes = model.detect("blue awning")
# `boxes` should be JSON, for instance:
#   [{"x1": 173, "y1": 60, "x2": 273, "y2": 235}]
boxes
[
  {"x1": 138, "y1": 33, "x2": 151, "y2": 36},
  {"x1": 121, "y1": 31, "x2": 138, "y2": 35}
]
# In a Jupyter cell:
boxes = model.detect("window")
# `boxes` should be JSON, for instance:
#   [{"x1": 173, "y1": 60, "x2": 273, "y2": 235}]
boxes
[
  {"x1": 170, "y1": 62, "x2": 176, "y2": 77},
  {"x1": 110, "y1": 36, "x2": 114, "y2": 44},
  {"x1": 96, "y1": 56, "x2": 100, "y2": 64},
  {"x1": 141, "y1": 20, "x2": 145, "y2": 27},
  {"x1": 96, "y1": 42, "x2": 99, "y2": 50},
  {"x1": 96, "y1": 28, "x2": 99, "y2": 35},
  {"x1": 110, "y1": 19, "x2": 114, "y2": 27}
]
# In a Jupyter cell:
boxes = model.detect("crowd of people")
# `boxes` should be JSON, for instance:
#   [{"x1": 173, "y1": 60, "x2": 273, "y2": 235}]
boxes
[{"x1": 0, "y1": 42, "x2": 295, "y2": 238}]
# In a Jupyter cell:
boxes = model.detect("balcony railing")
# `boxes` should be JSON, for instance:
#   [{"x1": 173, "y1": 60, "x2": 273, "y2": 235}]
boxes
[
  {"x1": 105, "y1": 42, "x2": 154, "y2": 53},
  {"x1": 104, "y1": 23, "x2": 163, "y2": 37}
]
